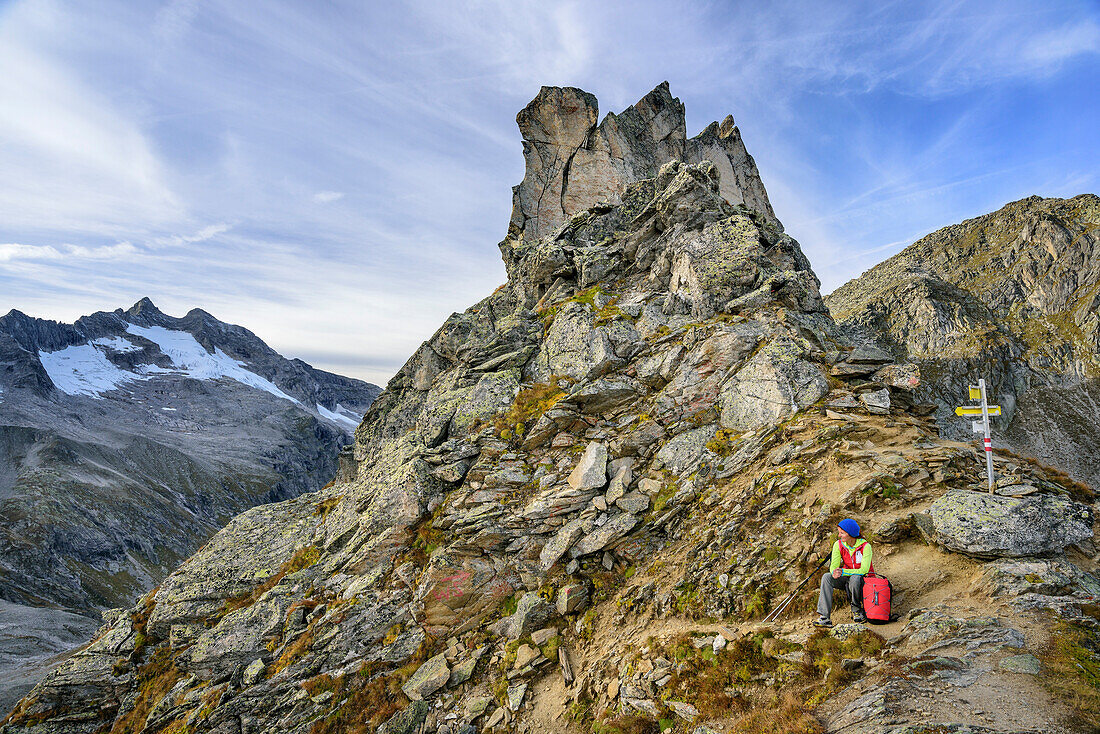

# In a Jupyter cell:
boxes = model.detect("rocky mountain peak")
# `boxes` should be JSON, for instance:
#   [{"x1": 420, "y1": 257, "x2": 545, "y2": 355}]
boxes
[
  {"x1": 508, "y1": 82, "x2": 778, "y2": 242},
  {"x1": 6, "y1": 93, "x2": 1099, "y2": 734},
  {"x1": 121, "y1": 296, "x2": 168, "y2": 325}
]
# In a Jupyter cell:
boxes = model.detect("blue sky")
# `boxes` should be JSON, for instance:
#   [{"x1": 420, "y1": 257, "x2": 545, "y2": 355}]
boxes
[{"x1": 0, "y1": 0, "x2": 1097, "y2": 385}]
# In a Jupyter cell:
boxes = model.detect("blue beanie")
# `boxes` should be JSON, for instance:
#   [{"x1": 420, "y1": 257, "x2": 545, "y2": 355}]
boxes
[{"x1": 838, "y1": 518, "x2": 861, "y2": 538}]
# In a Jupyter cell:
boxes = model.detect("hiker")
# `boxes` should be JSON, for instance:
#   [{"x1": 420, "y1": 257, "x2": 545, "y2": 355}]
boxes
[{"x1": 814, "y1": 518, "x2": 872, "y2": 627}]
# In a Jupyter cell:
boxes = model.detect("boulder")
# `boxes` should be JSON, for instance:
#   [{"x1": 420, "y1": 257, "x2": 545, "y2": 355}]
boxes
[
  {"x1": 569, "y1": 442, "x2": 609, "y2": 490},
  {"x1": 606, "y1": 464, "x2": 632, "y2": 504},
  {"x1": 570, "y1": 513, "x2": 640, "y2": 558},
  {"x1": 401, "y1": 654, "x2": 450, "y2": 700},
  {"x1": 414, "y1": 554, "x2": 519, "y2": 635},
  {"x1": 655, "y1": 425, "x2": 716, "y2": 474},
  {"x1": 719, "y1": 337, "x2": 828, "y2": 431},
  {"x1": 926, "y1": 490, "x2": 1093, "y2": 559},
  {"x1": 848, "y1": 344, "x2": 893, "y2": 364},
  {"x1": 557, "y1": 583, "x2": 589, "y2": 615},
  {"x1": 380, "y1": 700, "x2": 430, "y2": 734},
  {"x1": 539, "y1": 518, "x2": 586, "y2": 570},
  {"x1": 999, "y1": 654, "x2": 1040, "y2": 675},
  {"x1": 564, "y1": 377, "x2": 642, "y2": 415},
  {"x1": 860, "y1": 388, "x2": 890, "y2": 415},
  {"x1": 492, "y1": 592, "x2": 553, "y2": 640},
  {"x1": 615, "y1": 492, "x2": 651, "y2": 514}
]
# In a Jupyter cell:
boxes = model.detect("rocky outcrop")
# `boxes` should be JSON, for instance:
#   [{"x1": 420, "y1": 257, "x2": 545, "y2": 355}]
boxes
[{"x1": 508, "y1": 82, "x2": 778, "y2": 242}]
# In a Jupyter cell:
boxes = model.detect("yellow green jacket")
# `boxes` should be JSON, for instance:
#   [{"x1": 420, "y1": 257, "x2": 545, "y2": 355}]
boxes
[{"x1": 830, "y1": 539, "x2": 873, "y2": 576}]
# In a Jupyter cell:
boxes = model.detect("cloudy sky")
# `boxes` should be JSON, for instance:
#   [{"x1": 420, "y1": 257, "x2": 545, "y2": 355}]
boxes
[{"x1": 1, "y1": 0, "x2": 1097, "y2": 385}]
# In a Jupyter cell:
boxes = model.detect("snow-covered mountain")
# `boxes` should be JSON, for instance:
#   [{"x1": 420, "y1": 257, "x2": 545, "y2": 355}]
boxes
[{"x1": 0, "y1": 298, "x2": 380, "y2": 711}]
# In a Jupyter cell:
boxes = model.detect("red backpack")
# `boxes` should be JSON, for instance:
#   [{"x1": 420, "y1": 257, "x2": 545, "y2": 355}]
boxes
[{"x1": 863, "y1": 573, "x2": 892, "y2": 623}]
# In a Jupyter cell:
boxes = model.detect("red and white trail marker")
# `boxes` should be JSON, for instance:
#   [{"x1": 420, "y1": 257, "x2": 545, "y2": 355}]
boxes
[{"x1": 956, "y1": 378, "x2": 1000, "y2": 493}]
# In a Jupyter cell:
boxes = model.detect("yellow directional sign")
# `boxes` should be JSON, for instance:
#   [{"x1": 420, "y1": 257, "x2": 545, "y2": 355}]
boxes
[
  {"x1": 955, "y1": 405, "x2": 1001, "y2": 417},
  {"x1": 969, "y1": 386, "x2": 982, "y2": 400}
]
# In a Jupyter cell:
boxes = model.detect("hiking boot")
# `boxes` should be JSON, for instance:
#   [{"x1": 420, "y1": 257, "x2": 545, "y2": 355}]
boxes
[
  {"x1": 853, "y1": 613, "x2": 868, "y2": 623},
  {"x1": 813, "y1": 617, "x2": 833, "y2": 628}
]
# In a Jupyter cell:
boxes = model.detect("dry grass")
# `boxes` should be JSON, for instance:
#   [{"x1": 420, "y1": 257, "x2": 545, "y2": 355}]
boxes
[
  {"x1": 221, "y1": 545, "x2": 321, "y2": 614},
  {"x1": 727, "y1": 690, "x2": 822, "y2": 734},
  {"x1": 308, "y1": 664, "x2": 414, "y2": 734},
  {"x1": 1040, "y1": 622, "x2": 1100, "y2": 728},
  {"x1": 493, "y1": 379, "x2": 566, "y2": 440},
  {"x1": 109, "y1": 647, "x2": 181, "y2": 734},
  {"x1": 270, "y1": 627, "x2": 316, "y2": 676}
]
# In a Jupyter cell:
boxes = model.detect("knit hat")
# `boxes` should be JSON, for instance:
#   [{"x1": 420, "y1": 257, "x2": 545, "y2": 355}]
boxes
[{"x1": 838, "y1": 518, "x2": 861, "y2": 538}]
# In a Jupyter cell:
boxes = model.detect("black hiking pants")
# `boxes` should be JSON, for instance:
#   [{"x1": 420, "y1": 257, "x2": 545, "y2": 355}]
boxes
[{"x1": 817, "y1": 572, "x2": 864, "y2": 619}]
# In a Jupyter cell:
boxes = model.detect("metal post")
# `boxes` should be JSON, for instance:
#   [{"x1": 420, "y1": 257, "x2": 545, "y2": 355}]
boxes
[{"x1": 979, "y1": 379, "x2": 994, "y2": 492}]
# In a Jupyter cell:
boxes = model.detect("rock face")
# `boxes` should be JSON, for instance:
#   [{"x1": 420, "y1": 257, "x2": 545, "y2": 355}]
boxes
[
  {"x1": 827, "y1": 194, "x2": 1100, "y2": 486},
  {"x1": 925, "y1": 489, "x2": 1093, "y2": 558},
  {"x1": 5, "y1": 85, "x2": 1096, "y2": 734},
  {"x1": 508, "y1": 82, "x2": 778, "y2": 243}
]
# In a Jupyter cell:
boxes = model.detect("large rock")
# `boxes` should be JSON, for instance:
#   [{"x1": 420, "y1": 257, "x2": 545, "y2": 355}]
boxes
[
  {"x1": 719, "y1": 337, "x2": 828, "y2": 430},
  {"x1": 539, "y1": 518, "x2": 586, "y2": 571},
  {"x1": 655, "y1": 425, "x2": 716, "y2": 474},
  {"x1": 507, "y1": 82, "x2": 777, "y2": 243},
  {"x1": 401, "y1": 653, "x2": 450, "y2": 700},
  {"x1": 568, "y1": 441, "x2": 608, "y2": 490},
  {"x1": 569, "y1": 512, "x2": 640, "y2": 558},
  {"x1": 492, "y1": 592, "x2": 553, "y2": 640},
  {"x1": 414, "y1": 553, "x2": 520, "y2": 635},
  {"x1": 926, "y1": 490, "x2": 1093, "y2": 559}
]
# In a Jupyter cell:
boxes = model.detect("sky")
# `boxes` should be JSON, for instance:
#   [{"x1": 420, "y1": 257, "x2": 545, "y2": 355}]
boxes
[{"x1": 0, "y1": 0, "x2": 1097, "y2": 386}]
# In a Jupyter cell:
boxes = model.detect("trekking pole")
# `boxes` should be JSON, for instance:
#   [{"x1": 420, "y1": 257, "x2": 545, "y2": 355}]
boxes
[{"x1": 761, "y1": 557, "x2": 828, "y2": 623}]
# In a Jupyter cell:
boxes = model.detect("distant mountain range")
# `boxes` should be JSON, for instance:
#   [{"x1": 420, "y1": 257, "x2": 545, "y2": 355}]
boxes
[{"x1": 0, "y1": 298, "x2": 380, "y2": 711}]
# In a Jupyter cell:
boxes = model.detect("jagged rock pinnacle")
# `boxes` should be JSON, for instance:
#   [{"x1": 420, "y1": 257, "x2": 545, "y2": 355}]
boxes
[{"x1": 508, "y1": 82, "x2": 778, "y2": 242}]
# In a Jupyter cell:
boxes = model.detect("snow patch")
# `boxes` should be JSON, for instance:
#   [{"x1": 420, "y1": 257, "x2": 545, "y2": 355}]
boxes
[
  {"x1": 39, "y1": 344, "x2": 143, "y2": 398},
  {"x1": 317, "y1": 402, "x2": 361, "y2": 432},
  {"x1": 91, "y1": 336, "x2": 141, "y2": 353},
  {"x1": 125, "y1": 324, "x2": 298, "y2": 403}
]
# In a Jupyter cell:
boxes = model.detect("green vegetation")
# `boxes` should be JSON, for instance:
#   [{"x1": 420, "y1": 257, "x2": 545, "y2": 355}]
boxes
[
  {"x1": 494, "y1": 379, "x2": 567, "y2": 441},
  {"x1": 705, "y1": 428, "x2": 739, "y2": 457}
]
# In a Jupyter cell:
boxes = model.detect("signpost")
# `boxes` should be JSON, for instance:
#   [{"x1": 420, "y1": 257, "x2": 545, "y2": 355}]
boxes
[{"x1": 955, "y1": 379, "x2": 999, "y2": 492}]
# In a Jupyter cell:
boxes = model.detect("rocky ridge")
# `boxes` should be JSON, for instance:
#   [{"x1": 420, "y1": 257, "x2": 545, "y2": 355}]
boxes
[
  {"x1": 826, "y1": 194, "x2": 1100, "y2": 487},
  {"x1": 4, "y1": 86, "x2": 1098, "y2": 734}
]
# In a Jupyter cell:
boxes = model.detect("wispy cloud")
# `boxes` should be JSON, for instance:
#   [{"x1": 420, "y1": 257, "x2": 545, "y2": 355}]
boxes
[{"x1": 0, "y1": 0, "x2": 1097, "y2": 383}]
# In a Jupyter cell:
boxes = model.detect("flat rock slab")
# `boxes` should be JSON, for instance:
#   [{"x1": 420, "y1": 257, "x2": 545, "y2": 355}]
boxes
[
  {"x1": 927, "y1": 489, "x2": 1093, "y2": 559},
  {"x1": 570, "y1": 512, "x2": 640, "y2": 558},
  {"x1": 999, "y1": 653, "x2": 1040, "y2": 675},
  {"x1": 568, "y1": 441, "x2": 608, "y2": 490},
  {"x1": 401, "y1": 653, "x2": 450, "y2": 700}
]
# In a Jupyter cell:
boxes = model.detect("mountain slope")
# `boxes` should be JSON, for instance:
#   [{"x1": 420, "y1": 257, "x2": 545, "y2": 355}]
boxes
[
  {"x1": 827, "y1": 194, "x2": 1100, "y2": 487},
  {"x1": 0, "y1": 300, "x2": 380, "y2": 712},
  {"x1": 5, "y1": 86, "x2": 1097, "y2": 734}
]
